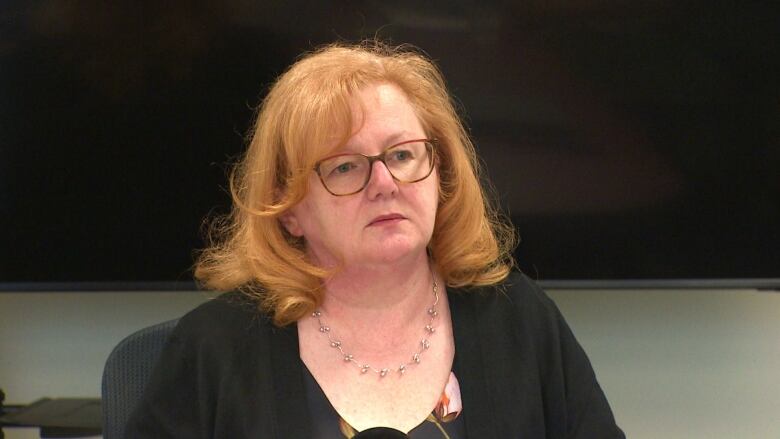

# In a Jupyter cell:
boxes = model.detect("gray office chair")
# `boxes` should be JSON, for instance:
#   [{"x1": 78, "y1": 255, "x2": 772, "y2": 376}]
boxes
[{"x1": 101, "y1": 319, "x2": 179, "y2": 439}]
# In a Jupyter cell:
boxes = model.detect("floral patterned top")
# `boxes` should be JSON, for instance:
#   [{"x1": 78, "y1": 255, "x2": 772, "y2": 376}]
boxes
[{"x1": 303, "y1": 366, "x2": 466, "y2": 439}]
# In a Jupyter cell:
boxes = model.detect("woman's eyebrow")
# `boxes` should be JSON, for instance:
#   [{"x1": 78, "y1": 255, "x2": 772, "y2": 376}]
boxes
[
  {"x1": 384, "y1": 131, "x2": 417, "y2": 146},
  {"x1": 341, "y1": 131, "x2": 419, "y2": 153}
]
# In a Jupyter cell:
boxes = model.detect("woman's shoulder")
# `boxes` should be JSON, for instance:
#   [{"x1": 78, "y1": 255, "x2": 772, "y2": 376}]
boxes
[
  {"x1": 171, "y1": 291, "x2": 272, "y2": 343},
  {"x1": 504, "y1": 270, "x2": 560, "y2": 311},
  {"x1": 457, "y1": 270, "x2": 558, "y2": 316},
  {"x1": 449, "y1": 269, "x2": 567, "y2": 341}
]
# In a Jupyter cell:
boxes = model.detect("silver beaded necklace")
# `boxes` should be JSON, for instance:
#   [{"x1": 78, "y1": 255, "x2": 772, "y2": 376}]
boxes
[{"x1": 311, "y1": 278, "x2": 439, "y2": 377}]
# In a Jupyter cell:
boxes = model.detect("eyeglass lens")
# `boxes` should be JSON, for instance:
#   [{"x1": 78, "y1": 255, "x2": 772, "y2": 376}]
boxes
[{"x1": 317, "y1": 141, "x2": 433, "y2": 195}]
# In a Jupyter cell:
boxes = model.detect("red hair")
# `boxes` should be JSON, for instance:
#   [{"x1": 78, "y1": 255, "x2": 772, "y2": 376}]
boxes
[{"x1": 195, "y1": 41, "x2": 515, "y2": 326}]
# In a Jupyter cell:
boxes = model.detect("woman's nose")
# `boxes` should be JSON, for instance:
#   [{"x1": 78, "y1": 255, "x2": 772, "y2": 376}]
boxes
[{"x1": 365, "y1": 160, "x2": 398, "y2": 199}]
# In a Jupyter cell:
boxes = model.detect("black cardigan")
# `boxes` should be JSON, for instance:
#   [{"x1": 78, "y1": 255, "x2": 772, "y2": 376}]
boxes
[{"x1": 125, "y1": 272, "x2": 625, "y2": 438}]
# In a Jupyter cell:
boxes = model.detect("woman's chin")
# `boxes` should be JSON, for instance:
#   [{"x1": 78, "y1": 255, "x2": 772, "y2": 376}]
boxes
[{"x1": 355, "y1": 240, "x2": 426, "y2": 266}]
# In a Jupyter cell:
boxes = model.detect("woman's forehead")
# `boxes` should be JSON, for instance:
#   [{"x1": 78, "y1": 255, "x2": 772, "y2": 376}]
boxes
[{"x1": 300, "y1": 82, "x2": 426, "y2": 159}]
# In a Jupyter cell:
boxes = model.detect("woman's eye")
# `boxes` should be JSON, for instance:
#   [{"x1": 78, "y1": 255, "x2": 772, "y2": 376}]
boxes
[
  {"x1": 333, "y1": 162, "x2": 356, "y2": 175},
  {"x1": 391, "y1": 150, "x2": 412, "y2": 161}
]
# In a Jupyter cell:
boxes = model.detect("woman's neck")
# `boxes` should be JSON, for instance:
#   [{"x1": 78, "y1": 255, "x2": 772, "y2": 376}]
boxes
[
  {"x1": 325, "y1": 253, "x2": 432, "y2": 306},
  {"x1": 313, "y1": 251, "x2": 440, "y2": 358}
]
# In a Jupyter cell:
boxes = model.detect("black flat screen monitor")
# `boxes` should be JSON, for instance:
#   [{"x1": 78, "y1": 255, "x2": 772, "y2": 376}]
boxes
[{"x1": 2, "y1": 2, "x2": 778, "y2": 290}]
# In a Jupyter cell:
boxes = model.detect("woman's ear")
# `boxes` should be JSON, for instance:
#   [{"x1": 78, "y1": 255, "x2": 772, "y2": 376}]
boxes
[
  {"x1": 278, "y1": 210, "x2": 304, "y2": 237},
  {"x1": 275, "y1": 184, "x2": 305, "y2": 237}
]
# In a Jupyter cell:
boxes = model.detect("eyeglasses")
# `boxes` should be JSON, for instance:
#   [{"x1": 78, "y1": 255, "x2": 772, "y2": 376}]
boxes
[{"x1": 313, "y1": 139, "x2": 436, "y2": 196}]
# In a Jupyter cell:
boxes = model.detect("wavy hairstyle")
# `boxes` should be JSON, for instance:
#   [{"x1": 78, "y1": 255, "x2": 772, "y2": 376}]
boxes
[{"x1": 194, "y1": 41, "x2": 515, "y2": 326}]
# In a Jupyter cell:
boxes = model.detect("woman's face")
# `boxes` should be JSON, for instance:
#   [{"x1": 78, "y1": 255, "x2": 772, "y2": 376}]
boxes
[{"x1": 280, "y1": 83, "x2": 439, "y2": 269}]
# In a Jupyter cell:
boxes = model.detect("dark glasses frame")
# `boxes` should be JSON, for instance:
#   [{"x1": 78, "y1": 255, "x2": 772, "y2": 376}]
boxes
[{"x1": 313, "y1": 138, "x2": 437, "y2": 196}]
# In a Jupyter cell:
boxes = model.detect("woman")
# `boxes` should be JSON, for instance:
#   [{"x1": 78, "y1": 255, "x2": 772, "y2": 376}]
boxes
[{"x1": 125, "y1": 41, "x2": 625, "y2": 438}]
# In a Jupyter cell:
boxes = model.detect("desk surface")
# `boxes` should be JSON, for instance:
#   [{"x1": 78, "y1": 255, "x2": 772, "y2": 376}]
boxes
[{"x1": 2, "y1": 428, "x2": 101, "y2": 439}]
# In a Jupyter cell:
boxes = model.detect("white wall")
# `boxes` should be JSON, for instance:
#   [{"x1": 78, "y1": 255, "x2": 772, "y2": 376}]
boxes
[
  {"x1": 0, "y1": 291, "x2": 211, "y2": 401},
  {"x1": 1, "y1": 288, "x2": 778, "y2": 438},
  {"x1": 549, "y1": 288, "x2": 780, "y2": 439}
]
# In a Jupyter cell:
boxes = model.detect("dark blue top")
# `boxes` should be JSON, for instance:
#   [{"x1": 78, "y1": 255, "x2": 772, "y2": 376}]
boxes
[{"x1": 303, "y1": 365, "x2": 466, "y2": 439}]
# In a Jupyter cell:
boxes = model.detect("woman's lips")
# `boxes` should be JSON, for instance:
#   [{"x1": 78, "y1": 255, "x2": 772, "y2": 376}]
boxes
[{"x1": 368, "y1": 214, "x2": 405, "y2": 226}]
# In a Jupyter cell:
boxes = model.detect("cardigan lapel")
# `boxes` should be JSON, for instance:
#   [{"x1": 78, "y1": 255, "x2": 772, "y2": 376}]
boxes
[
  {"x1": 449, "y1": 289, "x2": 499, "y2": 438},
  {"x1": 269, "y1": 322, "x2": 312, "y2": 438}
]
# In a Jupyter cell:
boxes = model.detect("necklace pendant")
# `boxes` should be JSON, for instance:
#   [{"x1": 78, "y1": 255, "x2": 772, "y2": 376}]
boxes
[
  {"x1": 380, "y1": 368, "x2": 389, "y2": 377},
  {"x1": 399, "y1": 364, "x2": 406, "y2": 374},
  {"x1": 361, "y1": 365, "x2": 370, "y2": 373}
]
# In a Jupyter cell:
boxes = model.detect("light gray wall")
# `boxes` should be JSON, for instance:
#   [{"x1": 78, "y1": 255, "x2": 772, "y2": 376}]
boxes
[
  {"x1": 549, "y1": 288, "x2": 779, "y2": 439},
  {"x1": 1, "y1": 288, "x2": 778, "y2": 438},
  {"x1": 0, "y1": 291, "x2": 211, "y2": 401}
]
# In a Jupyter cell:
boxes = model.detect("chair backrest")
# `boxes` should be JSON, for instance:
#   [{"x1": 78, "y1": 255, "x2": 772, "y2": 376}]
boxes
[{"x1": 101, "y1": 319, "x2": 179, "y2": 439}]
